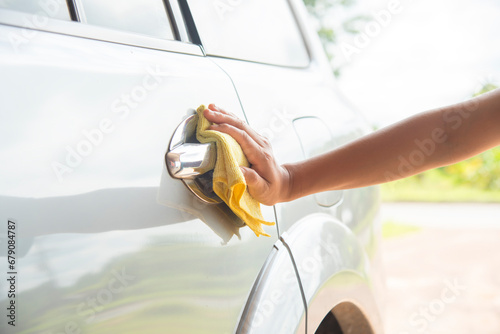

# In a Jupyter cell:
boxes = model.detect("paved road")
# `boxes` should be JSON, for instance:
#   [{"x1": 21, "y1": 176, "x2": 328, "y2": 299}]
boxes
[
  {"x1": 380, "y1": 202, "x2": 500, "y2": 334},
  {"x1": 381, "y1": 202, "x2": 500, "y2": 228}
]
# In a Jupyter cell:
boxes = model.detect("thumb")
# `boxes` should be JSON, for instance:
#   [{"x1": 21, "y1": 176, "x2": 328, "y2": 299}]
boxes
[{"x1": 240, "y1": 166, "x2": 267, "y2": 199}]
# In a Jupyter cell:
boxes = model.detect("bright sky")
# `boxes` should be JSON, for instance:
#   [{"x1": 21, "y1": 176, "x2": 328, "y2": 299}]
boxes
[{"x1": 335, "y1": 0, "x2": 500, "y2": 127}]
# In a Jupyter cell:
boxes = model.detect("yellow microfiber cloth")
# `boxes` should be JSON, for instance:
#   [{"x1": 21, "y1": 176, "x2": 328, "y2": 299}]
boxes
[{"x1": 195, "y1": 105, "x2": 275, "y2": 237}]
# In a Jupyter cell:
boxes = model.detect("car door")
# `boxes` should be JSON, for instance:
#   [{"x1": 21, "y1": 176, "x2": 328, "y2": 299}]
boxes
[
  {"x1": 0, "y1": 2, "x2": 284, "y2": 333},
  {"x1": 185, "y1": 0, "x2": 375, "y2": 231},
  {"x1": 186, "y1": 0, "x2": 383, "y2": 332}
]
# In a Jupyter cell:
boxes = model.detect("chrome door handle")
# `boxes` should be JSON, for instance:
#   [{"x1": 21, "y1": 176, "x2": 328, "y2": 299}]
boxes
[
  {"x1": 166, "y1": 142, "x2": 215, "y2": 179},
  {"x1": 166, "y1": 113, "x2": 221, "y2": 204}
]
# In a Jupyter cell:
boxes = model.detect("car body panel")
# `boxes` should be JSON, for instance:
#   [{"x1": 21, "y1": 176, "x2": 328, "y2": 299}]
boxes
[
  {"x1": 281, "y1": 214, "x2": 383, "y2": 333},
  {"x1": 205, "y1": 0, "x2": 384, "y2": 331},
  {"x1": 235, "y1": 239, "x2": 305, "y2": 334},
  {"x1": 0, "y1": 0, "x2": 384, "y2": 332},
  {"x1": 0, "y1": 20, "x2": 279, "y2": 334}
]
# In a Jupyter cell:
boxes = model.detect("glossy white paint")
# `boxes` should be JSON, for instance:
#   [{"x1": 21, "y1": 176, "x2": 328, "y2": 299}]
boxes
[
  {"x1": 282, "y1": 214, "x2": 383, "y2": 333},
  {"x1": 0, "y1": 17, "x2": 278, "y2": 333},
  {"x1": 236, "y1": 239, "x2": 305, "y2": 334},
  {"x1": 0, "y1": 1, "x2": 383, "y2": 333}
]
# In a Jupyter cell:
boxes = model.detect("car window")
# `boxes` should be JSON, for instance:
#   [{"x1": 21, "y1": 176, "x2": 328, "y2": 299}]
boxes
[
  {"x1": 0, "y1": 0, "x2": 71, "y2": 21},
  {"x1": 79, "y1": 0, "x2": 175, "y2": 40},
  {"x1": 187, "y1": 0, "x2": 309, "y2": 67}
]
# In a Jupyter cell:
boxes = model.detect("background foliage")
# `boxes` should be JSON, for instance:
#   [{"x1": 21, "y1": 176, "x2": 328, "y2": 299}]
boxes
[
  {"x1": 383, "y1": 83, "x2": 500, "y2": 201},
  {"x1": 303, "y1": 0, "x2": 369, "y2": 76},
  {"x1": 303, "y1": 0, "x2": 500, "y2": 200}
]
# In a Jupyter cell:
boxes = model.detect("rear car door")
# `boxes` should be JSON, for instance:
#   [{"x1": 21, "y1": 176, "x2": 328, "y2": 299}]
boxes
[
  {"x1": 0, "y1": 2, "x2": 282, "y2": 333},
  {"x1": 186, "y1": 0, "x2": 373, "y2": 231},
  {"x1": 186, "y1": 0, "x2": 383, "y2": 332}
]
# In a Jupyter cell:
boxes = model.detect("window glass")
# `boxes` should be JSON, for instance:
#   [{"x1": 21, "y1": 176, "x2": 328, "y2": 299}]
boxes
[
  {"x1": 0, "y1": 0, "x2": 71, "y2": 21},
  {"x1": 187, "y1": 0, "x2": 309, "y2": 67},
  {"x1": 80, "y1": 0, "x2": 175, "y2": 40}
]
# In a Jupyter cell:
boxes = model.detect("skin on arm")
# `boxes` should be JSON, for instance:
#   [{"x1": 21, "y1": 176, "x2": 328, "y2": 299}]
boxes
[{"x1": 203, "y1": 89, "x2": 500, "y2": 205}]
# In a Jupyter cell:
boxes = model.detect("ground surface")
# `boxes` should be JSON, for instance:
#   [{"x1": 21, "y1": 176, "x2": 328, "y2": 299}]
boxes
[{"x1": 380, "y1": 203, "x2": 500, "y2": 334}]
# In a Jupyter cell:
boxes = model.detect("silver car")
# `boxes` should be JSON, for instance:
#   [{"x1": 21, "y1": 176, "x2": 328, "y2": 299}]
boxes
[{"x1": 0, "y1": 0, "x2": 383, "y2": 333}]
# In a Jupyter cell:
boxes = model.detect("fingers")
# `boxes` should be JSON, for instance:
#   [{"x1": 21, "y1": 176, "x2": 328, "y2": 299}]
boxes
[
  {"x1": 204, "y1": 104, "x2": 240, "y2": 126},
  {"x1": 240, "y1": 166, "x2": 260, "y2": 188},
  {"x1": 208, "y1": 103, "x2": 236, "y2": 118},
  {"x1": 202, "y1": 104, "x2": 283, "y2": 205},
  {"x1": 240, "y1": 166, "x2": 271, "y2": 205},
  {"x1": 210, "y1": 122, "x2": 262, "y2": 165},
  {"x1": 204, "y1": 104, "x2": 266, "y2": 147},
  {"x1": 204, "y1": 105, "x2": 264, "y2": 164},
  {"x1": 203, "y1": 104, "x2": 279, "y2": 203}
]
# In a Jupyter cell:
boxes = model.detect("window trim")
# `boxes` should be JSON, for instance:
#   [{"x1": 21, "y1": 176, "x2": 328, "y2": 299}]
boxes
[
  {"x1": 66, "y1": 0, "x2": 80, "y2": 22},
  {"x1": 0, "y1": 7, "x2": 203, "y2": 56},
  {"x1": 0, "y1": 0, "x2": 312, "y2": 66},
  {"x1": 166, "y1": 0, "x2": 190, "y2": 43},
  {"x1": 70, "y1": 0, "x2": 87, "y2": 23},
  {"x1": 177, "y1": 0, "x2": 201, "y2": 46}
]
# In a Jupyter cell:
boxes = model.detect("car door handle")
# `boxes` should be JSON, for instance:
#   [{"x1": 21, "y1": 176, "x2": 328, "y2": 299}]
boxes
[
  {"x1": 166, "y1": 142, "x2": 215, "y2": 179},
  {"x1": 166, "y1": 113, "x2": 221, "y2": 204}
]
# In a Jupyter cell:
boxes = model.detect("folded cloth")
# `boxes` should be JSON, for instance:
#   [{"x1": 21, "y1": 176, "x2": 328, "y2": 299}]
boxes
[{"x1": 195, "y1": 105, "x2": 275, "y2": 237}]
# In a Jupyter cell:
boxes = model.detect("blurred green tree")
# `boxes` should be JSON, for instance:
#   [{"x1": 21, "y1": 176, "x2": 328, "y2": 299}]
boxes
[
  {"x1": 439, "y1": 82, "x2": 500, "y2": 190},
  {"x1": 303, "y1": 0, "x2": 370, "y2": 77},
  {"x1": 381, "y1": 82, "x2": 500, "y2": 202}
]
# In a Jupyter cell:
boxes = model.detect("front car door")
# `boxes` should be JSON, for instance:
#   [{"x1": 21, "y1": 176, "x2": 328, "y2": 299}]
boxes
[{"x1": 0, "y1": 2, "x2": 289, "y2": 333}]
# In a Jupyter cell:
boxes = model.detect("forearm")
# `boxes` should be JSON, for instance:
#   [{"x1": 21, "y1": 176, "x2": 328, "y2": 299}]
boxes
[
  {"x1": 283, "y1": 89, "x2": 500, "y2": 202},
  {"x1": 202, "y1": 91, "x2": 500, "y2": 206},
  {"x1": 283, "y1": 112, "x2": 449, "y2": 201}
]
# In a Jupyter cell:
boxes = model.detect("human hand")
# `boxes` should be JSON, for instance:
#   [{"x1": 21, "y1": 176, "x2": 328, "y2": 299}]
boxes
[{"x1": 203, "y1": 104, "x2": 292, "y2": 206}]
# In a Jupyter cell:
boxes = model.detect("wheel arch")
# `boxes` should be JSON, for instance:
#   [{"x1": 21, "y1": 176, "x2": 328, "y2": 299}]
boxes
[
  {"x1": 281, "y1": 214, "x2": 383, "y2": 334},
  {"x1": 235, "y1": 213, "x2": 383, "y2": 334}
]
